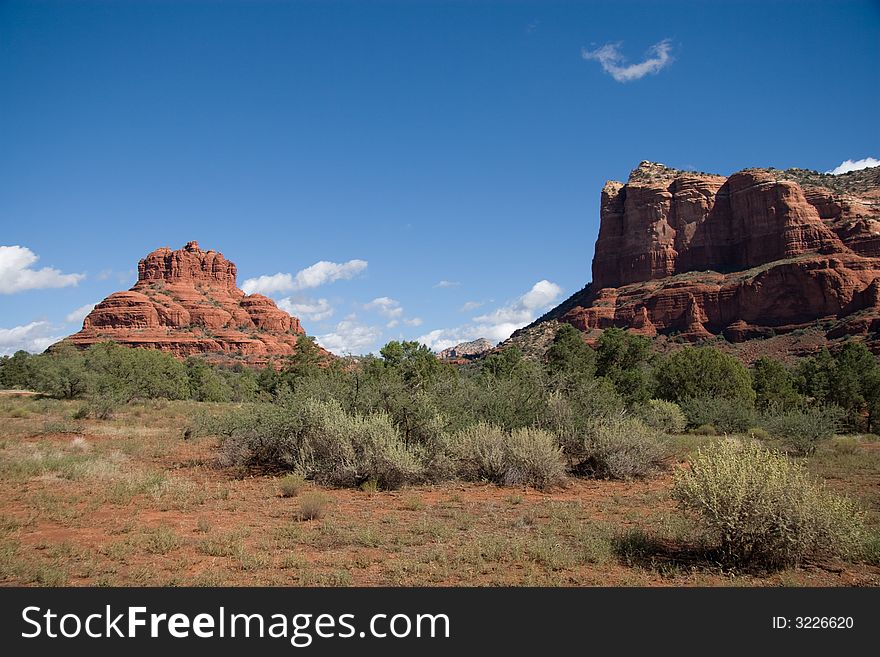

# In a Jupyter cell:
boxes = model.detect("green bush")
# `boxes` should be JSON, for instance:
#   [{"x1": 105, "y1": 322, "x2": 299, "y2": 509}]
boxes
[
  {"x1": 673, "y1": 440, "x2": 865, "y2": 569},
  {"x1": 635, "y1": 399, "x2": 686, "y2": 433},
  {"x1": 691, "y1": 424, "x2": 718, "y2": 436},
  {"x1": 760, "y1": 404, "x2": 846, "y2": 455},
  {"x1": 679, "y1": 396, "x2": 756, "y2": 433},
  {"x1": 450, "y1": 423, "x2": 566, "y2": 489},
  {"x1": 656, "y1": 347, "x2": 755, "y2": 406},
  {"x1": 561, "y1": 415, "x2": 666, "y2": 480}
]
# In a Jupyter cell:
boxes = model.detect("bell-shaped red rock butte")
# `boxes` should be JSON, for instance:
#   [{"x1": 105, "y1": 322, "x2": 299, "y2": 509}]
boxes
[
  {"x1": 63, "y1": 241, "x2": 320, "y2": 365},
  {"x1": 529, "y1": 162, "x2": 880, "y2": 355}
]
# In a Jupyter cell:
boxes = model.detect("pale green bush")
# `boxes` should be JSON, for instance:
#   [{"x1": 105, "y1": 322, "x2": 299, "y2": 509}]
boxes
[
  {"x1": 580, "y1": 416, "x2": 667, "y2": 479},
  {"x1": 673, "y1": 440, "x2": 865, "y2": 568},
  {"x1": 636, "y1": 399, "x2": 686, "y2": 433},
  {"x1": 450, "y1": 423, "x2": 565, "y2": 489},
  {"x1": 213, "y1": 399, "x2": 423, "y2": 489}
]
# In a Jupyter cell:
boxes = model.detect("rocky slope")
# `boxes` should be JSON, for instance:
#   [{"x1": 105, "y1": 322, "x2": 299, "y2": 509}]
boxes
[
  {"x1": 437, "y1": 338, "x2": 494, "y2": 361},
  {"x1": 61, "y1": 241, "x2": 319, "y2": 365},
  {"x1": 521, "y1": 162, "x2": 880, "y2": 358}
]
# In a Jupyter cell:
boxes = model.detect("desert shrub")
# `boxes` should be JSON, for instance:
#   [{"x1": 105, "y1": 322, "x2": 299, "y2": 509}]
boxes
[
  {"x1": 760, "y1": 404, "x2": 846, "y2": 455},
  {"x1": 691, "y1": 424, "x2": 718, "y2": 436},
  {"x1": 296, "y1": 492, "x2": 329, "y2": 521},
  {"x1": 746, "y1": 427, "x2": 771, "y2": 441},
  {"x1": 450, "y1": 423, "x2": 566, "y2": 489},
  {"x1": 279, "y1": 473, "x2": 306, "y2": 498},
  {"x1": 212, "y1": 398, "x2": 423, "y2": 489},
  {"x1": 298, "y1": 399, "x2": 424, "y2": 489},
  {"x1": 679, "y1": 396, "x2": 756, "y2": 433},
  {"x1": 673, "y1": 440, "x2": 865, "y2": 569},
  {"x1": 560, "y1": 415, "x2": 666, "y2": 480},
  {"x1": 635, "y1": 399, "x2": 686, "y2": 433},
  {"x1": 829, "y1": 437, "x2": 860, "y2": 455},
  {"x1": 213, "y1": 402, "x2": 304, "y2": 468}
]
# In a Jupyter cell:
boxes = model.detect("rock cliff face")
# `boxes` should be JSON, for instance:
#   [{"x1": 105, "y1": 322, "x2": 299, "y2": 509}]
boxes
[
  {"x1": 62, "y1": 241, "x2": 318, "y2": 365},
  {"x1": 533, "y1": 162, "x2": 880, "y2": 355}
]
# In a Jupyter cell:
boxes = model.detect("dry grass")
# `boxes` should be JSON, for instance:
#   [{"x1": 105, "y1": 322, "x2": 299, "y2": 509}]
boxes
[{"x1": 0, "y1": 397, "x2": 877, "y2": 586}]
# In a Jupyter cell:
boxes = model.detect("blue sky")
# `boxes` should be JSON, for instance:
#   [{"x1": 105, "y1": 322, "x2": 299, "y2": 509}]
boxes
[{"x1": 1, "y1": 0, "x2": 879, "y2": 355}]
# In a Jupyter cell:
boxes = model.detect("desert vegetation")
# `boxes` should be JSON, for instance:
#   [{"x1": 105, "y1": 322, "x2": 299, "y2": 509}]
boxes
[{"x1": 0, "y1": 328, "x2": 878, "y2": 585}]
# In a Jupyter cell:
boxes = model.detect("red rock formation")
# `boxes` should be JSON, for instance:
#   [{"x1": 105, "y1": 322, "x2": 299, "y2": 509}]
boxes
[
  {"x1": 540, "y1": 162, "x2": 880, "y2": 353},
  {"x1": 62, "y1": 241, "x2": 321, "y2": 365}
]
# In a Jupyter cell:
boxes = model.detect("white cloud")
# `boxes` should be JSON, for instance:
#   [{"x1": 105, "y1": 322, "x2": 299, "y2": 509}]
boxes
[
  {"x1": 404, "y1": 317, "x2": 423, "y2": 327},
  {"x1": 826, "y1": 157, "x2": 880, "y2": 175},
  {"x1": 241, "y1": 272, "x2": 294, "y2": 295},
  {"x1": 277, "y1": 297, "x2": 334, "y2": 321},
  {"x1": 317, "y1": 317, "x2": 383, "y2": 355},
  {"x1": 434, "y1": 280, "x2": 460, "y2": 288},
  {"x1": 65, "y1": 303, "x2": 96, "y2": 325},
  {"x1": 473, "y1": 280, "x2": 562, "y2": 326},
  {"x1": 418, "y1": 279, "x2": 562, "y2": 351},
  {"x1": 0, "y1": 246, "x2": 85, "y2": 294},
  {"x1": 241, "y1": 259, "x2": 368, "y2": 295},
  {"x1": 0, "y1": 321, "x2": 63, "y2": 355},
  {"x1": 363, "y1": 296, "x2": 403, "y2": 319},
  {"x1": 386, "y1": 319, "x2": 399, "y2": 329},
  {"x1": 459, "y1": 300, "x2": 484, "y2": 312},
  {"x1": 582, "y1": 39, "x2": 673, "y2": 83}
]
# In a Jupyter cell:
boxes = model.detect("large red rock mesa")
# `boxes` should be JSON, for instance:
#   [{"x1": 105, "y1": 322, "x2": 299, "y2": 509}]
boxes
[
  {"x1": 64, "y1": 241, "x2": 317, "y2": 365},
  {"x1": 541, "y1": 162, "x2": 880, "y2": 351}
]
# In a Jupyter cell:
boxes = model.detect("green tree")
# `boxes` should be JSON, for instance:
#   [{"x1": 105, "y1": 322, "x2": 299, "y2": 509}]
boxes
[
  {"x1": 794, "y1": 348, "x2": 836, "y2": 403},
  {"x1": 0, "y1": 350, "x2": 34, "y2": 389},
  {"x1": 656, "y1": 346, "x2": 755, "y2": 406},
  {"x1": 380, "y1": 340, "x2": 446, "y2": 387},
  {"x1": 595, "y1": 328, "x2": 654, "y2": 404},
  {"x1": 29, "y1": 344, "x2": 89, "y2": 399},
  {"x1": 796, "y1": 342, "x2": 880, "y2": 430},
  {"x1": 285, "y1": 335, "x2": 326, "y2": 377},
  {"x1": 751, "y1": 357, "x2": 801, "y2": 410},
  {"x1": 186, "y1": 357, "x2": 232, "y2": 402},
  {"x1": 546, "y1": 323, "x2": 596, "y2": 385}
]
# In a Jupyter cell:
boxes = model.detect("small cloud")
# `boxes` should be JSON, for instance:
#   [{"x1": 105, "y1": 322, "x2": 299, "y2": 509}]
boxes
[
  {"x1": 434, "y1": 280, "x2": 460, "y2": 288},
  {"x1": 459, "y1": 300, "x2": 484, "y2": 312},
  {"x1": 582, "y1": 39, "x2": 674, "y2": 83},
  {"x1": 526, "y1": 20, "x2": 540, "y2": 34},
  {"x1": 386, "y1": 319, "x2": 399, "y2": 329},
  {"x1": 317, "y1": 318, "x2": 383, "y2": 355},
  {"x1": 363, "y1": 296, "x2": 403, "y2": 319},
  {"x1": 240, "y1": 272, "x2": 293, "y2": 295},
  {"x1": 277, "y1": 297, "x2": 334, "y2": 322},
  {"x1": 96, "y1": 269, "x2": 112, "y2": 281},
  {"x1": 65, "y1": 303, "x2": 96, "y2": 325},
  {"x1": 0, "y1": 246, "x2": 85, "y2": 294},
  {"x1": 826, "y1": 157, "x2": 880, "y2": 175},
  {"x1": 0, "y1": 321, "x2": 63, "y2": 355},
  {"x1": 241, "y1": 259, "x2": 368, "y2": 295},
  {"x1": 404, "y1": 317, "x2": 423, "y2": 327}
]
